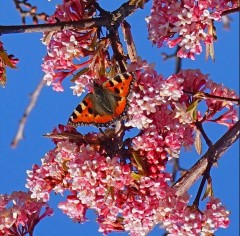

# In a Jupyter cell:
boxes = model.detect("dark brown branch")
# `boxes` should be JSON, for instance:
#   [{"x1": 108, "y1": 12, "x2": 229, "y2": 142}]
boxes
[
  {"x1": 221, "y1": 6, "x2": 240, "y2": 16},
  {"x1": 175, "y1": 56, "x2": 182, "y2": 74},
  {"x1": 11, "y1": 79, "x2": 46, "y2": 148},
  {"x1": 173, "y1": 120, "x2": 240, "y2": 196},
  {"x1": 193, "y1": 161, "x2": 212, "y2": 206},
  {"x1": 111, "y1": 1, "x2": 139, "y2": 24},
  {"x1": 109, "y1": 28, "x2": 127, "y2": 73},
  {"x1": 92, "y1": 1, "x2": 110, "y2": 15},
  {"x1": 175, "y1": 46, "x2": 182, "y2": 73},
  {"x1": 0, "y1": 18, "x2": 109, "y2": 35}
]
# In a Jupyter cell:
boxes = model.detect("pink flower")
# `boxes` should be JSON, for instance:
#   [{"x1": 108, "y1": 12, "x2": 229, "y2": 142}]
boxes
[
  {"x1": 58, "y1": 196, "x2": 87, "y2": 222},
  {"x1": 70, "y1": 78, "x2": 87, "y2": 96},
  {"x1": 203, "y1": 197, "x2": 230, "y2": 231},
  {"x1": 0, "y1": 191, "x2": 53, "y2": 236}
]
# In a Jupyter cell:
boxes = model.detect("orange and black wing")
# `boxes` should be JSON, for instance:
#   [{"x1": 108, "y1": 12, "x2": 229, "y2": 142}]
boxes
[
  {"x1": 68, "y1": 94, "x2": 116, "y2": 127},
  {"x1": 102, "y1": 72, "x2": 135, "y2": 117},
  {"x1": 103, "y1": 72, "x2": 135, "y2": 97}
]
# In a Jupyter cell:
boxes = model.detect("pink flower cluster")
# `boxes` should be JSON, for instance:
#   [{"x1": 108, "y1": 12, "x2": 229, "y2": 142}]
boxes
[
  {"x1": 26, "y1": 123, "x2": 231, "y2": 235},
  {"x1": 157, "y1": 197, "x2": 230, "y2": 235},
  {"x1": 26, "y1": 140, "x2": 131, "y2": 223},
  {"x1": 202, "y1": 197, "x2": 230, "y2": 232},
  {"x1": 125, "y1": 61, "x2": 238, "y2": 197},
  {"x1": 127, "y1": 61, "x2": 203, "y2": 132},
  {"x1": 120, "y1": 175, "x2": 174, "y2": 235},
  {"x1": 42, "y1": 0, "x2": 110, "y2": 93},
  {"x1": 0, "y1": 191, "x2": 53, "y2": 236},
  {"x1": 127, "y1": 62, "x2": 237, "y2": 162},
  {"x1": 26, "y1": 137, "x2": 186, "y2": 235},
  {"x1": 146, "y1": 0, "x2": 238, "y2": 59}
]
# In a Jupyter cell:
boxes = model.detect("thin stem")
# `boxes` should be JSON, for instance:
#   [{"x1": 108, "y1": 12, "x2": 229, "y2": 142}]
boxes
[
  {"x1": 195, "y1": 121, "x2": 213, "y2": 147},
  {"x1": 183, "y1": 89, "x2": 240, "y2": 105},
  {"x1": 193, "y1": 161, "x2": 212, "y2": 206},
  {"x1": 171, "y1": 158, "x2": 186, "y2": 183},
  {"x1": 161, "y1": 46, "x2": 182, "y2": 73},
  {"x1": 175, "y1": 46, "x2": 182, "y2": 73},
  {"x1": 13, "y1": 0, "x2": 48, "y2": 24}
]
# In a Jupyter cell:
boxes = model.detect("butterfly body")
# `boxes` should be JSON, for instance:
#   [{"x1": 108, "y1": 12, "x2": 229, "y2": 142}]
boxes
[
  {"x1": 91, "y1": 82, "x2": 121, "y2": 115},
  {"x1": 68, "y1": 72, "x2": 134, "y2": 127}
]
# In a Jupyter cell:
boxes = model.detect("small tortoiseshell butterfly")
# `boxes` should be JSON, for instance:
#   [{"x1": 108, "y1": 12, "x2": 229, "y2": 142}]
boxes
[{"x1": 68, "y1": 72, "x2": 135, "y2": 127}]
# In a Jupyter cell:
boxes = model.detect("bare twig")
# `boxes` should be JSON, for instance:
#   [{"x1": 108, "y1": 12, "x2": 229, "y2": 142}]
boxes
[
  {"x1": 13, "y1": 0, "x2": 48, "y2": 24},
  {"x1": 173, "y1": 120, "x2": 240, "y2": 196},
  {"x1": 192, "y1": 160, "x2": 212, "y2": 206},
  {"x1": 175, "y1": 56, "x2": 182, "y2": 74},
  {"x1": 11, "y1": 79, "x2": 46, "y2": 148}
]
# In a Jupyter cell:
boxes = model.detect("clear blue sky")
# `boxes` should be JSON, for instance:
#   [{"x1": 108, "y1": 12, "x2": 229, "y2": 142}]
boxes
[{"x1": 0, "y1": 1, "x2": 239, "y2": 235}]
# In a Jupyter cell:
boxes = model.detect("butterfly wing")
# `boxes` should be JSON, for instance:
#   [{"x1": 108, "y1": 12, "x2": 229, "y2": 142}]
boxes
[
  {"x1": 102, "y1": 72, "x2": 135, "y2": 116},
  {"x1": 68, "y1": 93, "x2": 116, "y2": 127},
  {"x1": 103, "y1": 72, "x2": 134, "y2": 97}
]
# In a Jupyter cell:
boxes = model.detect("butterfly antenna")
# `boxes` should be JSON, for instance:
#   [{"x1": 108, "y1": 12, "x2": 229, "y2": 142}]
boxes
[{"x1": 99, "y1": 128, "x2": 107, "y2": 137}]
